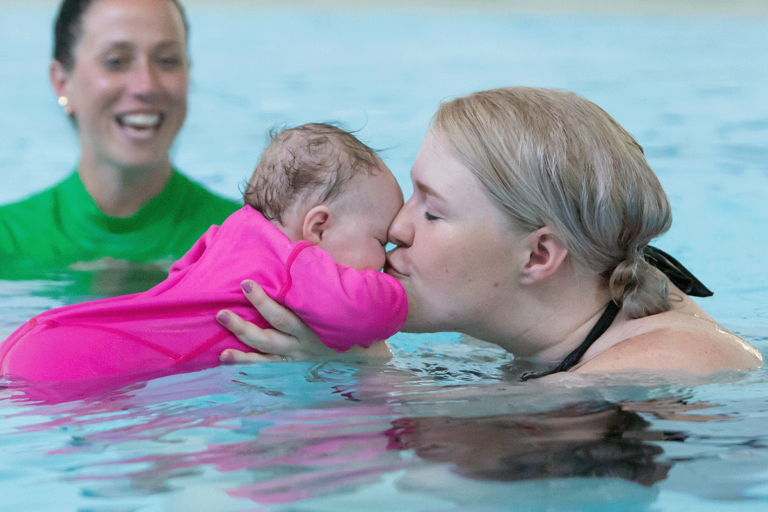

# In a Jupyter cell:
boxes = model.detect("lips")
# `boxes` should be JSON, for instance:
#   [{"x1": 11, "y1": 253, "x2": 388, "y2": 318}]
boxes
[
  {"x1": 384, "y1": 259, "x2": 406, "y2": 278},
  {"x1": 116, "y1": 112, "x2": 163, "y2": 131}
]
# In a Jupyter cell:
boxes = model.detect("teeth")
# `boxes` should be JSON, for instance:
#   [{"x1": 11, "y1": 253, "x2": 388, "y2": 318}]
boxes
[{"x1": 121, "y1": 113, "x2": 160, "y2": 128}]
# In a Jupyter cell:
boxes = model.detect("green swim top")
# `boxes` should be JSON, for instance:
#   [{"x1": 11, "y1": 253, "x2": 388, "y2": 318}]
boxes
[{"x1": 0, "y1": 170, "x2": 241, "y2": 274}]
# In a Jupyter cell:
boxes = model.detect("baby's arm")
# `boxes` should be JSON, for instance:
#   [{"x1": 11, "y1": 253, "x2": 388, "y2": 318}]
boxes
[
  {"x1": 279, "y1": 244, "x2": 407, "y2": 352},
  {"x1": 218, "y1": 280, "x2": 392, "y2": 363},
  {"x1": 218, "y1": 240, "x2": 406, "y2": 363}
]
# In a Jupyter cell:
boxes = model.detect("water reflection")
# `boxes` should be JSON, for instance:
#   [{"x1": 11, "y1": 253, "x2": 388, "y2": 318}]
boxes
[
  {"x1": 0, "y1": 261, "x2": 171, "y2": 340},
  {"x1": 11, "y1": 397, "x2": 680, "y2": 505},
  {"x1": 388, "y1": 402, "x2": 678, "y2": 488},
  {"x1": 5, "y1": 355, "x2": 762, "y2": 508},
  {"x1": 0, "y1": 260, "x2": 170, "y2": 303}
]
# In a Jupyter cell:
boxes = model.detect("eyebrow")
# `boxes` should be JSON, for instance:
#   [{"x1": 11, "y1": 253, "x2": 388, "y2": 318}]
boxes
[
  {"x1": 100, "y1": 42, "x2": 133, "y2": 53},
  {"x1": 154, "y1": 41, "x2": 185, "y2": 51},
  {"x1": 100, "y1": 41, "x2": 183, "y2": 52},
  {"x1": 412, "y1": 174, "x2": 448, "y2": 205}
]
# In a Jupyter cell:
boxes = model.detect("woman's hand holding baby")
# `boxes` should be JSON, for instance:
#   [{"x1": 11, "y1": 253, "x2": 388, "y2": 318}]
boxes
[{"x1": 217, "y1": 280, "x2": 335, "y2": 363}]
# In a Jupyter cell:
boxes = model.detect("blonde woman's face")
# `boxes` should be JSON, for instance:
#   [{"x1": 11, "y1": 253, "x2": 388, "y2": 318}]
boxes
[{"x1": 385, "y1": 130, "x2": 524, "y2": 336}]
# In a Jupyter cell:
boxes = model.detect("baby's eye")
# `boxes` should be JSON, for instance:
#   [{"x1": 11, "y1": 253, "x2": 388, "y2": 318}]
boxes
[{"x1": 424, "y1": 212, "x2": 439, "y2": 222}]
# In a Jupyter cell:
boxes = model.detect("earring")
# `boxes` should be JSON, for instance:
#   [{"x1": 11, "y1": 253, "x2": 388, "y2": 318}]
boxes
[{"x1": 58, "y1": 96, "x2": 73, "y2": 115}]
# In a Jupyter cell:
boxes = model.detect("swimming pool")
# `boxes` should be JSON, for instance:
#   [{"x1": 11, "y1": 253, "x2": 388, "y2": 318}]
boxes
[{"x1": 2, "y1": 2, "x2": 768, "y2": 510}]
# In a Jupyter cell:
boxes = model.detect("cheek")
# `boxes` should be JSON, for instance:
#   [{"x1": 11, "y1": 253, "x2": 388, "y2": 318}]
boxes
[
  {"x1": 363, "y1": 243, "x2": 386, "y2": 272},
  {"x1": 328, "y1": 239, "x2": 383, "y2": 272},
  {"x1": 79, "y1": 75, "x2": 119, "y2": 115},
  {"x1": 372, "y1": 251, "x2": 386, "y2": 272},
  {"x1": 344, "y1": 240, "x2": 382, "y2": 271},
  {"x1": 415, "y1": 231, "x2": 473, "y2": 283},
  {"x1": 405, "y1": 241, "x2": 469, "y2": 318},
  {"x1": 167, "y1": 74, "x2": 189, "y2": 102},
  {"x1": 165, "y1": 82, "x2": 188, "y2": 131},
  {"x1": 411, "y1": 229, "x2": 510, "y2": 313}
]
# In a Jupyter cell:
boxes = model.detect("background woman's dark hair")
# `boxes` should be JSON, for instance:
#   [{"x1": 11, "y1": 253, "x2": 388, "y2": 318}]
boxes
[{"x1": 53, "y1": 0, "x2": 190, "y2": 71}]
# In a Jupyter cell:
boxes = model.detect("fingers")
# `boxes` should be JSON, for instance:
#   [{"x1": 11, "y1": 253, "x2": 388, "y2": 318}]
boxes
[
  {"x1": 241, "y1": 280, "x2": 316, "y2": 340},
  {"x1": 217, "y1": 280, "x2": 330, "y2": 363},
  {"x1": 220, "y1": 349, "x2": 286, "y2": 364},
  {"x1": 216, "y1": 308, "x2": 297, "y2": 356}
]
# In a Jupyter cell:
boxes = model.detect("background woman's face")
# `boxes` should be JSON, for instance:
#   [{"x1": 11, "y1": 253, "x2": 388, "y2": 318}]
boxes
[
  {"x1": 385, "y1": 130, "x2": 524, "y2": 336},
  {"x1": 57, "y1": 0, "x2": 189, "y2": 170}
]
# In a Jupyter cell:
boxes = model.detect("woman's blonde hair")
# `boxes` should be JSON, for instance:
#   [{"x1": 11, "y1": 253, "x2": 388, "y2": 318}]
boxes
[{"x1": 432, "y1": 87, "x2": 672, "y2": 319}]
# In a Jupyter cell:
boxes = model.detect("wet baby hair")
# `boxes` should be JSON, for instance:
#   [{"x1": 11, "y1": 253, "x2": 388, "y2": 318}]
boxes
[{"x1": 244, "y1": 123, "x2": 383, "y2": 225}]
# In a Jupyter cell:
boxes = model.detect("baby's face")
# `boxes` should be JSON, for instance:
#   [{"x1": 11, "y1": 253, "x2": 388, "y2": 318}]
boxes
[{"x1": 318, "y1": 167, "x2": 404, "y2": 271}]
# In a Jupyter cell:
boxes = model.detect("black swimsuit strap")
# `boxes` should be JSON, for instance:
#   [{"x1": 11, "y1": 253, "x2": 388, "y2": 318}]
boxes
[
  {"x1": 519, "y1": 301, "x2": 621, "y2": 381},
  {"x1": 519, "y1": 245, "x2": 711, "y2": 381}
]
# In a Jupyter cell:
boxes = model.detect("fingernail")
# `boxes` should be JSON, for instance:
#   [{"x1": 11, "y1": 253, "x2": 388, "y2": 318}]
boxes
[
  {"x1": 241, "y1": 281, "x2": 253, "y2": 294},
  {"x1": 217, "y1": 311, "x2": 230, "y2": 325}
]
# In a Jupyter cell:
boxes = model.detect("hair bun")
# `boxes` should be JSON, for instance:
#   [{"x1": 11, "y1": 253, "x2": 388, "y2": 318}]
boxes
[{"x1": 609, "y1": 251, "x2": 669, "y2": 319}]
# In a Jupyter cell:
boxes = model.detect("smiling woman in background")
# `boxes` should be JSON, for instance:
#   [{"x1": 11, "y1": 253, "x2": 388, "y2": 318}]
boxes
[{"x1": 0, "y1": 0, "x2": 239, "y2": 273}]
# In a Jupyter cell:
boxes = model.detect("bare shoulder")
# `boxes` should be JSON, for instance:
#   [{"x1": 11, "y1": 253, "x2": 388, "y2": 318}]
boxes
[{"x1": 576, "y1": 289, "x2": 762, "y2": 375}]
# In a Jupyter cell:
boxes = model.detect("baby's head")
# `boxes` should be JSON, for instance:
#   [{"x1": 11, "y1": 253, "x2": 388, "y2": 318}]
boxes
[{"x1": 244, "y1": 123, "x2": 403, "y2": 271}]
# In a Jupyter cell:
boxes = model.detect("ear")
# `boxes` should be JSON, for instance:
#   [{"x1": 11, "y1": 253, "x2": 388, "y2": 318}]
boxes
[
  {"x1": 50, "y1": 60, "x2": 73, "y2": 116},
  {"x1": 301, "y1": 205, "x2": 332, "y2": 245},
  {"x1": 50, "y1": 60, "x2": 69, "y2": 99},
  {"x1": 520, "y1": 227, "x2": 569, "y2": 285}
]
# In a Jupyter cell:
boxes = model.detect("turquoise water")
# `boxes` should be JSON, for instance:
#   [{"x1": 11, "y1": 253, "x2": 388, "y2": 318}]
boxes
[{"x1": 2, "y1": 5, "x2": 768, "y2": 511}]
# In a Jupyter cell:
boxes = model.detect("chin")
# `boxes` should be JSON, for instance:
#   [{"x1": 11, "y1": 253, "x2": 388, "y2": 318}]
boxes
[
  {"x1": 401, "y1": 311, "x2": 449, "y2": 334},
  {"x1": 400, "y1": 311, "x2": 425, "y2": 333},
  {"x1": 115, "y1": 151, "x2": 170, "y2": 171}
]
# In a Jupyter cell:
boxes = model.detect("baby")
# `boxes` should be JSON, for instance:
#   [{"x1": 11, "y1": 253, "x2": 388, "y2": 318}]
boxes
[{"x1": 0, "y1": 123, "x2": 407, "y2": 382}]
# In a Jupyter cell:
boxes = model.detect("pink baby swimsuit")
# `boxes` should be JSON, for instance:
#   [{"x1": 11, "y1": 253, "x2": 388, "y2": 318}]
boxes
[{"x1": 0, "y1": 206, "x2": 407, "y2": 381}]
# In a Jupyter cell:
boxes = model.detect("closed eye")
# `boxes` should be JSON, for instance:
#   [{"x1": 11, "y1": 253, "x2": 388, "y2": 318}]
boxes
[{"x1": 424, "y1": 212, "x2": 439, "y2": 221}]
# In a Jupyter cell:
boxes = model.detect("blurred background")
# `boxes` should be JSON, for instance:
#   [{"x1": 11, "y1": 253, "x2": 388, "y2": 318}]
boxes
[
  {"x1": 3, "y1": 1, "x2": 766, "y2": 322},
  {"x1": 1, "y1": 3, "x2": 768, "y2": 511}
]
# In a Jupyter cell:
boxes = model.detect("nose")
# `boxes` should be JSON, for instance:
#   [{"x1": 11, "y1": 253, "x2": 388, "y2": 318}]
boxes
[
  {"x1": 387, "y1": 199, "x2": 414, "y2": 248},
  {"x1": 128, "y1": 58, "x2": 160, "y2": 97}
]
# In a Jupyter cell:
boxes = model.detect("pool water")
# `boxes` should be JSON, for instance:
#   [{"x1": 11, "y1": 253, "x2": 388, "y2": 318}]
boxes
[{"x1": 2, "y1": 3, "x2": 768, "y2": 511}]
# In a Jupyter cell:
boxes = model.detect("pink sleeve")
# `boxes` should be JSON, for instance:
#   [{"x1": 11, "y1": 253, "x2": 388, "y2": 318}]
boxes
[
  {"x1": 168, "y1": 225, "x2": 219, "y2": 276},
  {"x1": 279, "y1": 244, "x2": 407, "y2": 352}
]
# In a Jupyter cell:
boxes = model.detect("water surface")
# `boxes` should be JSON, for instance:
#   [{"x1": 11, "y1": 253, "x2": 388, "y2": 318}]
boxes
[{"x1": 1, "y1": 5, "x2": 768, "y2": 511}]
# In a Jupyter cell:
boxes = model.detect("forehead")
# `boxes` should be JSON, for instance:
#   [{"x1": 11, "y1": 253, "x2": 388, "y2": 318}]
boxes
[
  {"x1": 79, "y1": 0, "x2": 186, "y2": 46},
  {"x1": 344, "y1": 168, "x2": 403, "y2": 218},
  {"x1": 412, "y1": 130, "x2": 484, "y2": 201}
]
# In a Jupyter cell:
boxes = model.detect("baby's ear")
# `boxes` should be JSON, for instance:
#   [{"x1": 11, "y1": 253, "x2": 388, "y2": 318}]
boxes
[{"x1": 302, "y1": 205, "x2": 331, "y2": 244}]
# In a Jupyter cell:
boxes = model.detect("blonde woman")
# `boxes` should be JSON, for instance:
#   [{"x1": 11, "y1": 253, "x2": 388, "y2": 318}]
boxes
[{"x1": 217, "y1": 87, "x2": 761, "y2": 378}]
